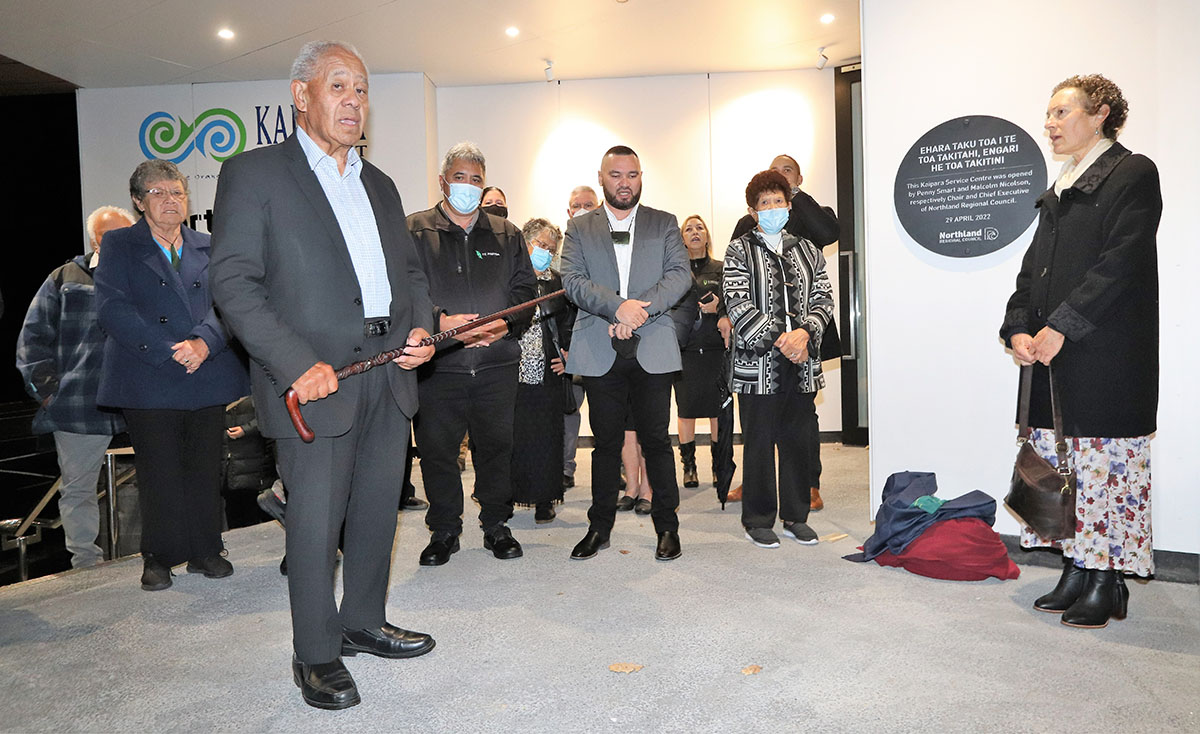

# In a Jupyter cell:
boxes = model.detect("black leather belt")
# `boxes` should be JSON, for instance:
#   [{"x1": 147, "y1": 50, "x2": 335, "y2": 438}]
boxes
[{"x1": 364, "y1": 318, "x2": 391, "y2": 337}]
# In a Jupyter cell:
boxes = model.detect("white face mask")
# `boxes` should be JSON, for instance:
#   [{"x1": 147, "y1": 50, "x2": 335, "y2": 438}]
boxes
[{"x1": 571, "y1": 207, "x2": 593, "y2": 218}]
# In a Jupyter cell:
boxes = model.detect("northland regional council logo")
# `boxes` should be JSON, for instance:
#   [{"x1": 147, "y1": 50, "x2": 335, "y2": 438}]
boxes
[{"x1": 139, "y1": 108, "x2": 246, "y2": 163}]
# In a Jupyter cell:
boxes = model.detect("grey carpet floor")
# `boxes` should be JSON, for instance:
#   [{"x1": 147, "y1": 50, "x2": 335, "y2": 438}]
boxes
[{"x1": 1, "y1": 444, "x2": 1197, "y2": 733}]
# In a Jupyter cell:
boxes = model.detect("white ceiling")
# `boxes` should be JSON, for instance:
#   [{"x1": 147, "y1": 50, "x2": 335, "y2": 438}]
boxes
[{"x1": 0, "y1": 0, "x2": 861, "y2": 89}]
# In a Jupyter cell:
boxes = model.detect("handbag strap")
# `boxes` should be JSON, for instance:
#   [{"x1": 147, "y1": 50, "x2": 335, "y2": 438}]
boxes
[{"x1": 1018, "y1": 364, "x2": 1072, "y2": 477}]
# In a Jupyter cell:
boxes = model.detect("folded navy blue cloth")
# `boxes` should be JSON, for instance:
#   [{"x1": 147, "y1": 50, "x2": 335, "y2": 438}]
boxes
[{"x1": 844, "y1": 471, "x2": 996, "y2": 562}]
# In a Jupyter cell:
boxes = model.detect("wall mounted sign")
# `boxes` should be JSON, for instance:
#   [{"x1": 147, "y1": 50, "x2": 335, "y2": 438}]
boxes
[{"x1": 894, "y1": 115, "x2": 1045, "y2": 258}]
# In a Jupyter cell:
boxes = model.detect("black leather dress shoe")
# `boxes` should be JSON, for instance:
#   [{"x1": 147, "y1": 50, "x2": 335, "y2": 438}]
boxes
[
  {"x1": 399, "y1": 495, "x2": 429, "y2": 511},
  {"x1": 655, "y1": 530, "x2": 682, "y2": 561},
  {"x1": 419, "y1": 534, "x2": 460, "y2": 566},
  {"x1": 292, "y1": 656, "x2": 360, "y2": 710},
  {"x1": 570, "y1": 530, "x2": 610, "y2": 560},
  {"x1": 483, "y1": 524, "x2": 523, "y2": 559},
  {"x1": 342, "y1": 623, "x2": 435, "y2": 659}
]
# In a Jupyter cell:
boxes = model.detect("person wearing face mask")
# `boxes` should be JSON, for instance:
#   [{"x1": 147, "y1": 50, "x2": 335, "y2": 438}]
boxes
[
  {"x1": 560, "y1": 185, "x2": 601, "y2": 490},
  {"x1": 480, "y1": 186, "x2": 508, "y2": 220},
  {"x1": 406, "y1": 141, "x2": 538, "y2": 567},
  {"x1": 723, "y1": 170, "x2": 834, "y2": 550},
  {"x1": 510, "y1": 218, "x2": 576, "y2": 523}
]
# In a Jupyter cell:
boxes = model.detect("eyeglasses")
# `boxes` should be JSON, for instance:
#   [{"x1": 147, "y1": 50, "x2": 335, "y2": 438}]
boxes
[{"x1": 144, "y1": 188, "x2": 187, "y2": 200}]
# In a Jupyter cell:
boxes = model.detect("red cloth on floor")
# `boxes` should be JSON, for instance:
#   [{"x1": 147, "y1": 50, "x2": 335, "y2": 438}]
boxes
[{"x1": 872, "y1": 518, "x2": 1020, "y2": 581}]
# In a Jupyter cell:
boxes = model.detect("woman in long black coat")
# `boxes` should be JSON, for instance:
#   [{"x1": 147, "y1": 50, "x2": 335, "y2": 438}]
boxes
[{"x1": 1000, "y1": 74, "x2": 1161, "y2": 629}]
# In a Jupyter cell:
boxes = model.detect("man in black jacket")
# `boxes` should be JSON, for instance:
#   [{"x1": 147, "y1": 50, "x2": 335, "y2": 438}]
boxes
[{"x1": 407, "y1": 141, "x2": 537, "y2": 566}]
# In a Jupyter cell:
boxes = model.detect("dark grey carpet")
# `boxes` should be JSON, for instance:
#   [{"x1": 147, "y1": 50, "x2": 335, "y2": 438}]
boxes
[{"x1": 1, "y1": 445, "x2": 1196, "y2": 732}]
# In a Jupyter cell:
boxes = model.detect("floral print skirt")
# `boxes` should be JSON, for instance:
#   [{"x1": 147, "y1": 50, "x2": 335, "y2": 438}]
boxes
[{"x1": 1019, "y1": 429, "x2": 1153, "y2": 577}]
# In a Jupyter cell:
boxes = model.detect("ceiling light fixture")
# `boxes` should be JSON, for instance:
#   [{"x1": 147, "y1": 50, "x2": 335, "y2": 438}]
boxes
[
  {"x1": 820, "y1": 13, "x2": 835, "y2": 24},
  {"x1": 544, "y1": 59, "x2": 554, "y2": 82},
  {"x1": 505, "y1": 26, "x2": 519, "y2": 37},
  {"x1": 816, "y1": 47, "x2": 829, "y2": 70},
  {"x1": 217, "y1": 28, "x2": 235, "y2": 40}
]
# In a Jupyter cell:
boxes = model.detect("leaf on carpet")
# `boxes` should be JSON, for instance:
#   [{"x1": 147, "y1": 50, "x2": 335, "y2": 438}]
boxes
[
  {"x1": 741, "y1": 665, "x2": 762, "y2": 675},
  {"x1": 609, "y1": 662, "x2": 643, "y2": 674}
]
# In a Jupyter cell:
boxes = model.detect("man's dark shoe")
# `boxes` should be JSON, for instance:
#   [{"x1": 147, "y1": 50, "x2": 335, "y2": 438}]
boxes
[
  {"x1": 534, "y1": 502, "x2": 556, "y2": 524},
  {"x1": 562, "y1": 474, "x2": 575, "y2": 489},
  {"x1": 187, "y1": 554, "x2": 234, "y2": 578},
  {"x1": 292, "y1": 656, "x2": 360, "y2": 710},
  {"x1": 570, "y1": 530, "x2": 610, "y2": 560},
  {"x1": 399, "y1": 495, "x2": 429, "y2": 511},
  {"x1": 616, "y1": 495, "x2": 636, "y2": 512},
  {"x1": 655, "y1": 530, "x2": 682, "y2": 561},
  {"x1": 483, "y1": 524, "x2": 523, "y2": 559},
  {"x1": 279, "y1": 556, "x2": 288, "y2": 576},
  {"x1": 780, "y1": 521, "x2": 818, "y2": 545},
  {"x1": 257, "y1": 485, "x2": 287, "y2": 526},
  {"x1": 141, "y1": 555, "x2": 172, "y2": 591},
  {"x1": 342, "y1": 623, "x2": 435, "y2": 659},
  {"x1": 419, "y1": 534, "x2": 460, "y2": 566}
]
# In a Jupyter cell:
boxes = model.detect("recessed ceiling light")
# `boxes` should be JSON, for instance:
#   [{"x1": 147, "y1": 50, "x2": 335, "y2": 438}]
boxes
[
  {"x1": 217, "y1": 28, "x2": 235, "y2": 40},
  {"x1": 820, "y1": 13, "x2": 835, "y2": 24},
  {"x1": 505, "y1": 26, "x2": 519, "y2": 37}
]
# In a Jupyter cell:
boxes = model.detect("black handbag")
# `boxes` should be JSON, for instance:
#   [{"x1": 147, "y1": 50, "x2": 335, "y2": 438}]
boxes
[
  {"x1": 542, "y1": 300, "x2": 579, "y2": 415},
  {"x1": 1004, "y1": 365, "x2": 1077, "y2": 540}
]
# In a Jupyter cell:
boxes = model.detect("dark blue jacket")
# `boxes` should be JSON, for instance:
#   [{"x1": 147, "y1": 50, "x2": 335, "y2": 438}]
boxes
[{"x1": 95, "y1": 218, "x2": 248, "y2": 410}]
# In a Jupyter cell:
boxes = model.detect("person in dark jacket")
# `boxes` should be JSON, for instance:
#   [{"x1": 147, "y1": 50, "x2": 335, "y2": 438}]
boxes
[
  {"x1": 16, "y1": 205, "x2": 135, "y2": 568},
  {"x1": 1001, "y1": 74, "x2": 1161, "y2": 630},
  {"x1": 511, "y1": 219, "x2": 576, "y2": 524},
  {"x1": 96, "y1": 160, "x2": 249, "y2": 590},
  {"x1": 669, "y1": 214, "x2": 731, "y2": 489},
  {"x1": 730, "y1": 154, "x2": 839, "y2": 512},
  {"x1": 222, "y1": 395, "x2": 275, "y2": 494},
  {"x1": 407, "y1": 141, "x2": 537, "y2": 566}
]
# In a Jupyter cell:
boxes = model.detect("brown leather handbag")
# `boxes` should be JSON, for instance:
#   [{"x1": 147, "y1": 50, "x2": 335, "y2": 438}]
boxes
[{"x1": 1005, "y1": 365, "x2": 1077, "y2": 540}]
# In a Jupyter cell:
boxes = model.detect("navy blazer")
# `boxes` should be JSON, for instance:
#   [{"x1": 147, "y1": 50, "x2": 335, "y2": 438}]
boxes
[{"x1": 95, "y1": 218, "x2": 249, "y2": 410}]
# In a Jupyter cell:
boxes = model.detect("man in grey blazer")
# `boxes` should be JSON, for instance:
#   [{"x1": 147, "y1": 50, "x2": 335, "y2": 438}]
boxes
[
  {"x1": 210, "y1": 41, "x2": 436, "y2": 710},
  {"x1": 559, "y1": 146, "x2": 691, "y2": 561}
]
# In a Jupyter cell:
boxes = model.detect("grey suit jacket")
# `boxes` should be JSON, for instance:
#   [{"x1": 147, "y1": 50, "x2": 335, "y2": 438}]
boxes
[
  {"x1": 209, "y1": 134, "x2": 435, "y2": 439},
  {"x1": 560, "y1": 205, "x2": 690, "y2": 376}
]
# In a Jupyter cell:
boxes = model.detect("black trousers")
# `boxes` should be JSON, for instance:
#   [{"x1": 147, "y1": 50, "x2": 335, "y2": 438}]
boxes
[
  {"x1": 582, "y1": 355, "x2": 679, "y2": 535},
  {"x1": 274, "y1": 362, "x2": 408, "y2": 664},
  {"x1": 737, "y1": 382, "x2": 818, "y2": 529},
  {"x1": 414, "y1": 365, "x2": 518, "y2": 534},
  {"x1": 124, "y1": 406, "x2": 225, "y2": 566}
]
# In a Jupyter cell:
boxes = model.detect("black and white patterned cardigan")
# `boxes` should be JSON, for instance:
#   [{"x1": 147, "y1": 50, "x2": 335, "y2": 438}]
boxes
[{"x1": 722, "y1": 230, "x2": 834, "y2": 395}]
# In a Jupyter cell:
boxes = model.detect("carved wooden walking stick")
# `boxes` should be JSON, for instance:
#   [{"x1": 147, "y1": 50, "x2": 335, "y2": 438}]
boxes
[{"x1": 285, "y1": 289, "x2": 566, "y2": 442}]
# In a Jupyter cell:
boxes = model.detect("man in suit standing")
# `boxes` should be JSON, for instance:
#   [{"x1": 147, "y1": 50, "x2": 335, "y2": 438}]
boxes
[
  {"x1": 210, "y1": 40, "x2": 436, "y2": 710},
  {"x1": 560, "y1": 146, "x2": 691, "y2": 562}
]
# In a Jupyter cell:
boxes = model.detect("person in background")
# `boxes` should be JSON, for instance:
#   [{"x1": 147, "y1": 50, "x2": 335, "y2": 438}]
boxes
[
  {"x1": 480, "y1": 186, "x2": 508, "y2": 219},
  {"x1": 560, "y1": 145, "x2": 691, "y2": 562},
  {"x1": 407, "y1": 141, "x2": 537, "y2": 567},
  {"x1": 16, "y1": 205, "x2": 135, "y2": 569},
  {"x1": 670, "y1": 214, "x2": 731, "y2": 489},
  {"x1": 561, "y1": 185, "x2": 601, "y2": 489},
  {"x1": 511, "y1": 218, "x2": 575, "y2": 523},
  {"x1": 96, "y1": 160, "x2": 249, "y2": 588},
  {"x1": 724, "y1": 170, "x2": 833, "y2": 549},
  {"x1": 1000, "y1": 74, "x2": 1160, "y2": 630},
  {"x1": 730, "y1": 154, "x2": 838, "y2": 512}
]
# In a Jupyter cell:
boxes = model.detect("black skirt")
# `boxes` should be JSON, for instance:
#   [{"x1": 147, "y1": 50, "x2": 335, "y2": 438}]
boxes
[
  {"x1": 675, "y1": 348, "x2": 724, "y2": 418},
  {"x1": 511, "y1": 374, "x2": 565, "y2": 506}
]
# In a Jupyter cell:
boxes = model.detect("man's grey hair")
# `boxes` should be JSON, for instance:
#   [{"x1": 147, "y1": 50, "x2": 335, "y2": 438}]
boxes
[
  {"x1": 129, "y1": 160, "x2": 187, "y2": 215},
  {"x1": 441, "y1": 141, "x2": 486, "y2": 176},
  {"x1": 86, "y1": 205, "x2": 135, "y2": 246},
  {"x1": 569, "y1": 185, "x2": 599, "y2": 202},
  {"x1": 290, "y1": 40, "x2": 368, "y2": 83}
]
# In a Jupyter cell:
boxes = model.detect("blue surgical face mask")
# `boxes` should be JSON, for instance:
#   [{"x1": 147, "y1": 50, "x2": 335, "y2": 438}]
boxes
[
  {"x1": 446, "y1": 182, "x2": 482, "y2": 214},
  {"x1": 756, "y1": 207, "x2": 789, "y2": 235},
  {"x1": 530, "y1": 247, "x2": 553, "y2": 271}
]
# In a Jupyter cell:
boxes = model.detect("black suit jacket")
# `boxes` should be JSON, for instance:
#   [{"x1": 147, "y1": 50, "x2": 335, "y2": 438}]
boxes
[{"x1": 209, "y1": 134, "x2": 434, "y2": 438}]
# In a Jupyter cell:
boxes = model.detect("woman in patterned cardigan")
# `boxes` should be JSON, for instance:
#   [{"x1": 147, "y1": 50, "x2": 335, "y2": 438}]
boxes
[{"x1": 723, "y1": 170, "x2": 834, "y2": 549}]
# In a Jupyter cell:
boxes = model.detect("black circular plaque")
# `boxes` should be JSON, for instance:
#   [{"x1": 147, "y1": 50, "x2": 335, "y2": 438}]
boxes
[{"x1": 894, "y1": 115, "x2": 1046, "y2": 258}]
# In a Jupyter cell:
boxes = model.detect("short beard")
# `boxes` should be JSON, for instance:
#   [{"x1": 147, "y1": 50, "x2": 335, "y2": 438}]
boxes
[{"x1": 604, "y1": 186, "x2": 641, "y2": 211}]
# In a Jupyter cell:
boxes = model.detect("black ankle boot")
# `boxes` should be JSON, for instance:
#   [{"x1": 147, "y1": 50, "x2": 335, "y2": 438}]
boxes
[
  {"x1": 1033, "y1": 557, "x2": 1088, "y2": 613},
  {"x1": 680, "y1": 441, "x2": 698, "y2": 488},
  {"x1": 1061, "y1": 570, "x2": 1129, "y2": 629}
]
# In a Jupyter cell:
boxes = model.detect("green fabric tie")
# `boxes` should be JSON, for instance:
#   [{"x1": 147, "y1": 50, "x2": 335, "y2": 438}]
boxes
[
  {"x1": 911, "y1": 495, "x2": 947, "y2": 514},
  {"x1": 170, "y1": 245, "x2": 181, "y2": 272}
]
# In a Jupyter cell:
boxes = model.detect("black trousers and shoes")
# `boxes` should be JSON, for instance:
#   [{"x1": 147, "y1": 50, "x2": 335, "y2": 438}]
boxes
[
  {"x1": 580, "y1": 355, "x2": 680, "y2": 559},
  {"x1": 292, "y1": 656, "x2": 360, "y2": 710},
  {"x1": 570, "y1": 529, "x2": 610, "y2": 560},
  {"x1": 342, "y1": 623, "x2": 435, "y2": 658},
  {"x1": 419, "y1": 532, "x2": 460, "y2": 566}
]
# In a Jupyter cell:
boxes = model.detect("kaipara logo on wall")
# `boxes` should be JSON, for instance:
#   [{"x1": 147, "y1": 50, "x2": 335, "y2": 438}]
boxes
[{"x1": 139, "y1": 108, "x2": 246, "y2": 163}]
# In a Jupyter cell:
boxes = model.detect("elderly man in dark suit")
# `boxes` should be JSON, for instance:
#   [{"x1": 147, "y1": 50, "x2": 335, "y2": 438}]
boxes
[
  {"x1": 210, "y1": 40, "x2": 436, "y2": 710},
  {"x1": 560, "y1": 145, "x2": 691, "y2": 562}
]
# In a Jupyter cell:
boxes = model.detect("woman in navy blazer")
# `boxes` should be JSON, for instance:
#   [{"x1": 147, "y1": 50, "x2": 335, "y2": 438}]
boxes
[{"x1": 95, "y1": 160, "x2": 248, "y2": 591}]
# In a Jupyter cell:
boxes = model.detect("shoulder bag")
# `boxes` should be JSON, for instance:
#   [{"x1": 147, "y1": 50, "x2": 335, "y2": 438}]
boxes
[{"x1": 1004, "y1": 365, "x2": 1077, "y2": 540}]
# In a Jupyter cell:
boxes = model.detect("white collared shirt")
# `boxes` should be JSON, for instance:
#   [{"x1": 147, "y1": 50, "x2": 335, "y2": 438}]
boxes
[
  {"x1": 1054, "y1": 137, "x2": 1114, "y2": 197},
  {"x1": 295, "y1": 125, "x2": 392, "y2": 318},
  {"x1": 604, "y1": 202, "x2": 638, "y2": 298}
]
